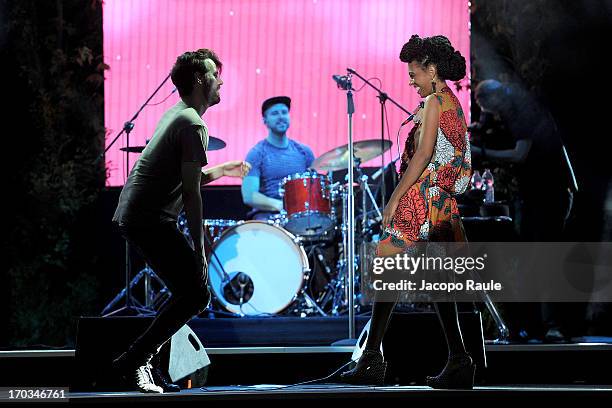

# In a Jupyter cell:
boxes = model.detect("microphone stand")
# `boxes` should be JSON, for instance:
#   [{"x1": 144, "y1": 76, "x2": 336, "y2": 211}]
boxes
[
  {"x1": 102, "y1": 73, "x2": 172, "y2": 317},
  {"x1": 328, "y1": 71, "x2": 358, "y2": 343},
  {"x1": 327, "y1": 71, "x2": 357, "y2": 342},
  {"x1": 346, "y1": 76, "x2": 356, "y2": 340},
  {"x1": 100, "y1": 73, "x2": 172, "y2": 160},
  {"x1": 332, "y1": 69, "x2": 414, "y2": 346},
  {"x1": 346, "y1": 68, "x2": 412, "y2": 208}
]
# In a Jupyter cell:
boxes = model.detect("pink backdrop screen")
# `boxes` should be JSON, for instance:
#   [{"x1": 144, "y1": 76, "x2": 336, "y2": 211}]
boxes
[{"x1": 104, "y1": 0, "x2": 470, "y2": 186}]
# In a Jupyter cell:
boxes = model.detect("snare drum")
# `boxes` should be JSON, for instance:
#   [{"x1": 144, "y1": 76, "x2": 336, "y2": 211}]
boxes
[
  {"x1": 208, "y1": 221, "x2": 310, "y2": 316},
  {"x1": 279, "y1": 171, "x2": 334, "y2": 237}
]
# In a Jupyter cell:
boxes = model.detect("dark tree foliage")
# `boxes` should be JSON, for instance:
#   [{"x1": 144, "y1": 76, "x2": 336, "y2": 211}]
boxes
[{"x1": 1, "y1": 0, "x2": 107, "y2": 347}]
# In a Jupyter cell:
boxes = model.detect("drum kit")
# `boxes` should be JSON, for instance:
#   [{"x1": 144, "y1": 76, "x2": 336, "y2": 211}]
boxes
[{"x1": 197, "y1": 138, "x2": 393, "y2": 317}]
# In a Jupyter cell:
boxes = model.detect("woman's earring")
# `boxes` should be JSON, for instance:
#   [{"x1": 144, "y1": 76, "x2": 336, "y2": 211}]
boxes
[{"x1": 431, "y1": 79, "x2": 437, "y2": 94}]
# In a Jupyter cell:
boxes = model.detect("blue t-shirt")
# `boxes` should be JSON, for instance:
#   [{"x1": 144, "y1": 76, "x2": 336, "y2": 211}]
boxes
[{"x1": 245, "y1": 139, "x2": 315, "y2": 199}]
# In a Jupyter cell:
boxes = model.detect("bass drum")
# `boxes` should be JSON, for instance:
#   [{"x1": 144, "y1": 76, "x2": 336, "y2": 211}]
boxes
[{"x1": 208, "y1": 221, "x2": 310, "y2": 316}]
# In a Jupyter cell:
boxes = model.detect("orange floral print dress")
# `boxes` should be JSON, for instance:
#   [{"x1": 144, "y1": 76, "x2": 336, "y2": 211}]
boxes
[{"x1": 377, "y1": 87, "x2": 472, "y2": 255}]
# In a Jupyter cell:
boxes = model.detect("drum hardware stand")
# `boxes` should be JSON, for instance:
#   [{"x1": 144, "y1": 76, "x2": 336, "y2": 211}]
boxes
[
  {"x1": 141, "y1": 265, "x2": 171, "y2": 310},
  {"x1": 325, "y1": 158, "x2": 383, "y2": 317},
  {"x1": 294, "y1": 289, "x2": 328, "y2": 317},
  {"x1": 313, "y1": 244, "x2": 334, "y2": 281},
  {"x1": 102, "y1": 73, "x2": 173, "y2": 317},
  {"x1": 101, "y1": 265, "x2": 171, "y2": 316},
  {"x1": 300, "y1": 242, "x2": 334, "y2": 316},
  {"x1": 482, "y1": 292, "x2": 511, "y2": 344},
  {"x1": 354, "y1": 162, "x2": 383, "y2": 229},
  {"x1": 467, "y1": 268, "x2": 510, "y2": 344}
]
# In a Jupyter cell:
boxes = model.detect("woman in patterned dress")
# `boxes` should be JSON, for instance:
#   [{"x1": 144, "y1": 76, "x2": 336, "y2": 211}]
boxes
[{"x1": 340, "y1": 35, "x2": 473, "y2": 388}]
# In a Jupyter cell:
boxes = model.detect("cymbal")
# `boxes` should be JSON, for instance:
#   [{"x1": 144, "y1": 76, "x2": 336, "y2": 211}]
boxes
[
  {"x1": 312, "y1": 139, "x2": 392, "y2": 172},
  {"x1": 120, "y1": 145, "x2": 146, "y2": 153},
  {"x1": 119, "y1": 136, "x2": 227, "y2": 153}
]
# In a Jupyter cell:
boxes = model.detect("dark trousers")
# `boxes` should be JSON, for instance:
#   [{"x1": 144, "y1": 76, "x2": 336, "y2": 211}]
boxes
[{"x1": 117, "y1": 222, "x2": 211, "y2": 362}]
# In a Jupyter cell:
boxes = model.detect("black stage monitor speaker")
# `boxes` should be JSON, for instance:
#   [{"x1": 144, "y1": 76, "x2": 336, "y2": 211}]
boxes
[{"x1": 72, "y1": 317, "x2": 210, "y2": 391}]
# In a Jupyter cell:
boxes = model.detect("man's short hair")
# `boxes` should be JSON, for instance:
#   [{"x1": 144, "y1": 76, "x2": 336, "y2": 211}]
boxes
[
  {"x1": 261, "y1": 96, "x2": 291, "y2": 117},
  {"x1": 171, "y1": 49, "x2": 222, "y2": 97}
]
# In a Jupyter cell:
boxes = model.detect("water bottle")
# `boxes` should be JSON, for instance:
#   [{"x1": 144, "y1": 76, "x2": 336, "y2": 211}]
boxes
[
  {"x1": 482, "y1": 168, "x2": 495, "y2": 203},
  {"x1": 471, "y1": 170, "x2": 483, "y2": 190}
]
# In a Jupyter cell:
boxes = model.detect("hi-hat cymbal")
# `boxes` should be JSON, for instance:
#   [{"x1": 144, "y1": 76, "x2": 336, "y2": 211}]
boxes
[
  {"x1": 120, "y1": 135, "x2": 227, "y2": 153},
  {"x1": 312, "y1": 139, "x2": 392, "y2": 172}
]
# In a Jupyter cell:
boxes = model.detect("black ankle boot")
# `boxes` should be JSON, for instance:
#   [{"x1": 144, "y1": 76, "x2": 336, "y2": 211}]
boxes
[
  {"x1": 339, "y1": 350, "x2": 387, "y2": 385},
  {"x1": 426, "y1": 354, "x2": 475, "y2": 389}
]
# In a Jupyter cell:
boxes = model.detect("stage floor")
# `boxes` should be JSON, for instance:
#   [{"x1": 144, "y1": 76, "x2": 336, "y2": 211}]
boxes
[
  {"x1": 3, "y1": 342, "x2": 612, "y2": 391},
  {"x1": 66, "y1": 384, "x2": 612, "y2": 403}
]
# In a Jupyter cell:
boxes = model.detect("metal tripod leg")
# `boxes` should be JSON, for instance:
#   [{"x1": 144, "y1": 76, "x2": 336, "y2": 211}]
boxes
[
  {"x1": 358, "y1": 173, "x2": 383, "y2": 222},
  {"x1": 300, "y1": 290, "x2": 328, "y2": 316},
  {"x1": 101, "y1": 265, "x2": 169, "y2": 316},
  {"x1": 468, "y1": 269, "x2": 510, "y2": 344},
  {"x1": 480, "y1": 290, "x2": 511, "y2": 344}
]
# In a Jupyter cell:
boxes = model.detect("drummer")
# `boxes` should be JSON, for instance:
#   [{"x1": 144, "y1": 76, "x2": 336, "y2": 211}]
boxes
[{"x1": 241, "y1": 96, "x2": 315, "y2": 221}]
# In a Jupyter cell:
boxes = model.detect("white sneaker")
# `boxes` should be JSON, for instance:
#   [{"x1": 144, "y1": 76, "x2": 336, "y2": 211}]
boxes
[{"x1": 133, "y1": 363, "x2": 164, "y2": 393}]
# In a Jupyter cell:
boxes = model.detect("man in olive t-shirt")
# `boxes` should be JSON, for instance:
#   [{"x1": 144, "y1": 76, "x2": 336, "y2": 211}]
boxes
[{"x1": 112, "y1": 49, "x2": 249, "y2": 393}]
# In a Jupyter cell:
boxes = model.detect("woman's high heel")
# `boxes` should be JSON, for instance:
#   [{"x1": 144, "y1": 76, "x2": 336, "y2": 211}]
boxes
[
  {"x1": 339, "y1": 350, "x2": 387, "y2": 386},
  {"x1": 426, "y1": 354, "x2": 475, "y2": 389}
]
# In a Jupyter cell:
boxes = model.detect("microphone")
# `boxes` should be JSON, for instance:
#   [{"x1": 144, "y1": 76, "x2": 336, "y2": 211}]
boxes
[
  {"x1": 400, "y1": 114, "x2": 415, "y2": 127},
  {"x1": 222, "y1": 272, "x2": 253, "y2": 307},
  {"x1": 399, "y1": 101, "x2": 424, "y2": 126},
  {"x1": 237, "y1": 272, "x2": 249, "y2": 286},
  {"x1": 332, "y1": 74, "x2": 353, "y2": 90},
  {"x1": 237, "y1": 272, "x2": 248, "y2": 306}
]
